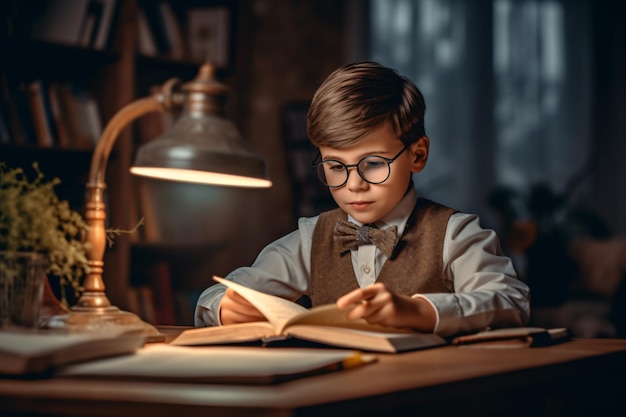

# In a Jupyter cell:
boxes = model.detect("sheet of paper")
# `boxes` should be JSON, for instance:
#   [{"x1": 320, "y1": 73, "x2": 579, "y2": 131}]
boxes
[{"x1": 58, "y1": 344, "x2": 375, "y2": 383}]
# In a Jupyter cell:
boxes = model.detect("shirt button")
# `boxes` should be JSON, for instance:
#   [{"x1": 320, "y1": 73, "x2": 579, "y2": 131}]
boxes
[{"x1": 361, "y1": 265, "x2": 371, "y2": 275}]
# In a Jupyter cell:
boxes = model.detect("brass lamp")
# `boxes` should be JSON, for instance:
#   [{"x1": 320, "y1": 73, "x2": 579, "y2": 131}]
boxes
[{"x1": 62, "y1": 64, "x2": 272, "y2": 336}]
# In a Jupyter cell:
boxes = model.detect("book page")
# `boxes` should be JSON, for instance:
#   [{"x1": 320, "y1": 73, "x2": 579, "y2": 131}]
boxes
[
  {"x1": 214, "y1": 276, "x2": 414, "y2": 335},
  {"x1": 285, "y1": 324, "x2": 446, "y2": 352},
  {"x1": 213, "y1": 276, "x2": 308, "y2": 332},
  {"x1": 285, "y1": 304, "x2": 413, "y2": 334},
  {"x1": 171, "y1": 322, "x2": 276, "y2": 346}
]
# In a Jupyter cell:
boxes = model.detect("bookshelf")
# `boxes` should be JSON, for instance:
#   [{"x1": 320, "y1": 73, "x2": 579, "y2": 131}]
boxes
[{"x1": 0, "y1": 0, "x2": 234, "y2": 322}]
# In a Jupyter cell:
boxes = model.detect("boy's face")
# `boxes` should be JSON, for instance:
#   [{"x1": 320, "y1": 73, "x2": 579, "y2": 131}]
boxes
[{"x1": 319, "y1": 123, "x2": 429, "y2": 224}]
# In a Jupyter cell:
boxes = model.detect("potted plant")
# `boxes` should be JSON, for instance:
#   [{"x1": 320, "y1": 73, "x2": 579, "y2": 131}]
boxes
[{"x1": 0, "y1": 162, "x2": 89, "y2": 327}]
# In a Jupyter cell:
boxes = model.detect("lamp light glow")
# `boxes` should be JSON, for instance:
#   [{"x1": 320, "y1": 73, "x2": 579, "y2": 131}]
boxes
[{"x1": 129, "y1": 167, "x2": 273, "y2": 187}]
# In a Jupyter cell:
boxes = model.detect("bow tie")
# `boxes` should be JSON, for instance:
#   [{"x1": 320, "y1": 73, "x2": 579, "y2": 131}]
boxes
[{"x1": 333, "y1": 219, "x2": 399, "y2": 258}]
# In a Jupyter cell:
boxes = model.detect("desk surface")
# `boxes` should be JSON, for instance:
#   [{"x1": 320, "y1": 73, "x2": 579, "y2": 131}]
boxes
[{"x1": 1, "y1": 338, "x2": 625, "y2": 417}]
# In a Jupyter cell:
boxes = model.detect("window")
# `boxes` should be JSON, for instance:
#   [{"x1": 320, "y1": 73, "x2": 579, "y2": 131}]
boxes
[{"x1": 368, "y1": 0, "x2": 590, "y2": 225}]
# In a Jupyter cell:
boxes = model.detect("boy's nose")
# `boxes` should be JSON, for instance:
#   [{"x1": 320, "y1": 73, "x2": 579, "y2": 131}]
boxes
[{"x1": 346, "y1": 167, "x2": 368, "y2": 191}]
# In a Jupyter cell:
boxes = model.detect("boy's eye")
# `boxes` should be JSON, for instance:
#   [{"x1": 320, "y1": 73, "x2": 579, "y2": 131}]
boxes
[
  {"x1": 326, "y1": 162, "x2": 346, "y2": 171},
  {"x1": 362, "y1": 159, "x2": 386, "y2": 169}
]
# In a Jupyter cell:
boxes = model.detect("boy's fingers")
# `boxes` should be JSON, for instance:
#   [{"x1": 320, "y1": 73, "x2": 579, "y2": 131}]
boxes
[
  {"x1": 221, "y1": 288, "x2": 265, "y2": 323},
  {"x1": 337, "y1": 290, "x2": 366, "y2": 308}
]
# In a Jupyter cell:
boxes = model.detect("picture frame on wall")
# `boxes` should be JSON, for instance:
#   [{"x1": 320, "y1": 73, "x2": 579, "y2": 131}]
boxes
[{"x1": 187, "y1": 6, "x2": 231, "y2": 69}]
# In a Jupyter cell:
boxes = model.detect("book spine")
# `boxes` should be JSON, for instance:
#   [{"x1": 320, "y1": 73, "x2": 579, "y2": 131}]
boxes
[
  {"x1": 27, "y1": 80, "x2": 55, "y2": 147},
  {"x1": 92, "y1": 0, "x2": 118, "y2": 50},
  {"x1": 136, "y1": 8, "x2": 159, "y2": 56},
  {"x1": 140, "y1": 0, "x2": 171, "y2": 56},
  {"x1": 159, "y1": 2, "x2": 186, "y2": 60},
  {"x1": 30, "y1": 0, "x2": 90, "y2": 46},
  {"x1": 47, "y1": 83, "x2": 71, "y2": 148}
]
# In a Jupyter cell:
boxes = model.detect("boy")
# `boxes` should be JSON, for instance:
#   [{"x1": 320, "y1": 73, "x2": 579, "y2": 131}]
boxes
[{"x1": 195, "y1": 62, "x2": 530, "y2": 336}]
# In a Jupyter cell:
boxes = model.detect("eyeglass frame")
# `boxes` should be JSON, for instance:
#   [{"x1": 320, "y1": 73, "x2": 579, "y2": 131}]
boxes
[{"x1": 312, "y1": 143, "x2": 410, "y2": 188}]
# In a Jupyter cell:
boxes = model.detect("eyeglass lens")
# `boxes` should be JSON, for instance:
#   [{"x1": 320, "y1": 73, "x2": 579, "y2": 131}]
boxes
[{"x1": 317, "y1": 156, "x2": 391, "y2": 187}]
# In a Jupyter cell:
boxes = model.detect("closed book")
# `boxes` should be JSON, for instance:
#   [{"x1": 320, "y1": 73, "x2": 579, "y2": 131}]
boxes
[
  {"x1": 11, "y1": 82, "x2": 38, "y2": 145},
  {"x1": 136, "y1": 8, "x2": 158, "y2": 56},
  {"x1": 46, "y1": 83, "x2": 71, "y2": 148},
  {"x1": 139, "y1": 0, "x2": 171, "y2": 55},
  {"x1": 159, "y1": 1, "x2": 186, "y2": 60},
  {"x1": 172, "y1": 277, "x2": 447, "y2": 353},
  {"x1": 30, "y1": 0, "x2": 90, "y2": 46},
  {"x1": 451, "y1": 327, "x2": 571, "y2": 348},
  {"x1": 92, "y1": 0, "x2": 118, "y2": 50},
  {"x1": 55, "y1": 84, "x2": 100, "y2": 149},
  {"x1": 26, "y1": 80, "x2": 55, "y2": 147},
  {"x1": 0, "y1": 331, "x2": 145, "y2": 376}
]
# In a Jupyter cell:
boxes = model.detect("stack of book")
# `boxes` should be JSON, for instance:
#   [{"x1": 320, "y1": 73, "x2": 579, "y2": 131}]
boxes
[{"x1": 0, "y1": 77, "x2": 102, "y2": 149}]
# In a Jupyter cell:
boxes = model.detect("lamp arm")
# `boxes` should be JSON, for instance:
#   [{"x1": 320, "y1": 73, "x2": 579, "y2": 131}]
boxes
[
  {"x1": 89, "y1": 96, "x2": 164, "y2": 186},
  {"x1": 78, "y1": 94, "x2": 166, "y2": 309}
]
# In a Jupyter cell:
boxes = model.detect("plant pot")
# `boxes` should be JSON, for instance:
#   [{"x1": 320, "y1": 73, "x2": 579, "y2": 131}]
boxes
[{"x1": 0, "y1": 251, "x2": 47, "y2": 328}]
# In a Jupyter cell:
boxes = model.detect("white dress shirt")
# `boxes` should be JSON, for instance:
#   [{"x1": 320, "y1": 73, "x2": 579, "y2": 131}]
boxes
[{"x1": 195, "y1": 188, "x2": 530, "y2": 337}]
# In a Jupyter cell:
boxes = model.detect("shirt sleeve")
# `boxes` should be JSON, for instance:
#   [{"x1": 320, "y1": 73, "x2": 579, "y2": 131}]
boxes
[
  {"x1": 414, "y1": 213, "x2": 531, "y2": 336},
  {"x1": 194, "y1": 216, "x2": 317, "y2": 327}
]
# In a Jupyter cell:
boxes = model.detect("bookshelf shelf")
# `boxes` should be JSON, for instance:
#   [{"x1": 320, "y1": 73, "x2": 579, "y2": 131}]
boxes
[{"x1": 1, "y1": 0, "x2": 240, "y2": 326}]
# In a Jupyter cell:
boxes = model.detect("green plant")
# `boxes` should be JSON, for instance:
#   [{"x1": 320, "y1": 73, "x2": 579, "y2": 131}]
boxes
[
  {"x1": 0, "y1": 163, "x2": 143, "y2": 306},
  {"x1": 0, "y1": 163, "x2": 89, "y2": 303}
]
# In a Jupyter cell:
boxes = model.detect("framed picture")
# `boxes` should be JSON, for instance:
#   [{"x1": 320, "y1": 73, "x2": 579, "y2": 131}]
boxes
[{"x1": 187, "y1": 6, "x2": 232, "y2": 69}]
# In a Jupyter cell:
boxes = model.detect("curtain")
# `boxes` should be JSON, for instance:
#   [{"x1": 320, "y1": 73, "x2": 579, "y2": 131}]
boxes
[{"x1": 366, "y1": 0, "x2": 600, "y2": 233}]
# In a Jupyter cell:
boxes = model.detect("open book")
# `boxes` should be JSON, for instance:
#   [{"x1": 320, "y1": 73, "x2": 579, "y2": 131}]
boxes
[{"x1": 172, "y1": 276, "x2": 447, "y2": 353}]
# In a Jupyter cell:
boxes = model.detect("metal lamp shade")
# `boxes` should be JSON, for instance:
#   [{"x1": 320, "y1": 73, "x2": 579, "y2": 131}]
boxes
[{"x1": 131, "y1": 111, "x2": 272, "y2": 188}]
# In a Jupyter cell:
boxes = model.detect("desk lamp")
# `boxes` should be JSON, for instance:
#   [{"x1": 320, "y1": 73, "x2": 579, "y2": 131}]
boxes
[{"x1": 62, "y1": 64, "x2": 272, "y2": 336}]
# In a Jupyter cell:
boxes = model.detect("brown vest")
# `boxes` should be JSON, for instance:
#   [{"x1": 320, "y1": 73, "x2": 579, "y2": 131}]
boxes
[{"x1": 309, "y1": 198, "x2": 457, "y2": 306}]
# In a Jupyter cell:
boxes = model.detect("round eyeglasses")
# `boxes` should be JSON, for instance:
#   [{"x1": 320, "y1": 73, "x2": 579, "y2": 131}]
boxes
[{"x1": 312, "y1": 144, "x2": 409, "y2": 188}]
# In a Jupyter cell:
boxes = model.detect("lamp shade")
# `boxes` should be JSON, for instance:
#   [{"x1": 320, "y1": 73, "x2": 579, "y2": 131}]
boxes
[{"x1": 131, "y1": 64, "x2": 272, "y2": 188}]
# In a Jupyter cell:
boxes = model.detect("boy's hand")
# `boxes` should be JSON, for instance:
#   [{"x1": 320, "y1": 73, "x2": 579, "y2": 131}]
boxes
[
  {"x1": 336, "y1": 283, "x2": 437, "y2": 332},
  {"x1": 219, "y1": 288, "x2": 266, "y2": 325}
]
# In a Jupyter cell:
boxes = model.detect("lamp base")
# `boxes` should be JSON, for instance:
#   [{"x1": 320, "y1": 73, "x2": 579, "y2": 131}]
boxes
[{"x1": 44, "y1": 307, "x2": 164, "y2": 343}]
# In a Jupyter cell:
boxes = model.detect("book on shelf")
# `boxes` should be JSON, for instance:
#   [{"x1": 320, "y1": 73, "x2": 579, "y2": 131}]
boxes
[
  {"x1": 30, "y1": 0, "x2": 91, "y2": 46},
  {"x1": 57, "y1": 344, "x2": 376, "y2": 384},
  {"x1": 78, "y1": 0, "x2": 102, "y2": 47},
  {"x1": 8, "y1": 81, "x2": 38, "y2": 146},
  {"x1": 136, "y1": 7, "x2": 158, "y2": 57},
  {"x1": 158, "y1": 1, "x2": 186, "y2": 60},
  {"x1": 127, "y1": 285, "x2": 157, "y2": 325},
  {"x1": 171, "y1": 276, "x2": 447, "y2": 353},
  {"x1": 0, "y1": 89, "x2": 11, "y2": 145},
  {"x1": 26, "y1": 80, "x2": 56, "y2": 147},
  {"x1": 46, "y1": 83, "x2": 71, "y2": 148},
  {"x1": 451, "y1": 327, "x2": 571, "y2": 348},
  {"x1": 0, "y1": 330, "x2": 145, "y2": 376},
  {"x1": 92, "y1": 0, "x2": 119, "y2": 50},
  {"x1": 30, "y1": 0, "x2": 118, "y2": 50},
  {"x1": 54, "y1": 84, "x2": 102, "y2": 149},
  {"x1": 139, "y1": 0, "x2": 171, "y2": 56}
]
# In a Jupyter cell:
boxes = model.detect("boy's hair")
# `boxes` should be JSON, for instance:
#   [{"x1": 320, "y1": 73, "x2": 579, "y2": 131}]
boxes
[{"x1": 307, "y1": 62, "x2": 426, "y2": 148}]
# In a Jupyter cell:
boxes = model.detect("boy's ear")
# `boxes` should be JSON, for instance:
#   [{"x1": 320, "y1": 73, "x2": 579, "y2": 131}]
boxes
[{"x1": 409, "y1": 136, "x2": 429, "y2": 173}]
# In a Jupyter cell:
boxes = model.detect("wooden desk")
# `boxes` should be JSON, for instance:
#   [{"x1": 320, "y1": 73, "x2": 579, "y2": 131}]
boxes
[{"x1": 1, "y1": 338, "x2": 625, "y2": 417}]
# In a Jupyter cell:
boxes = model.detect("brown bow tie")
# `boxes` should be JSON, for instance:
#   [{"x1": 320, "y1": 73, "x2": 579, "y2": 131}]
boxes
[{"x1": 333, "y1": 219, "x2": 399, "y2": 258}]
